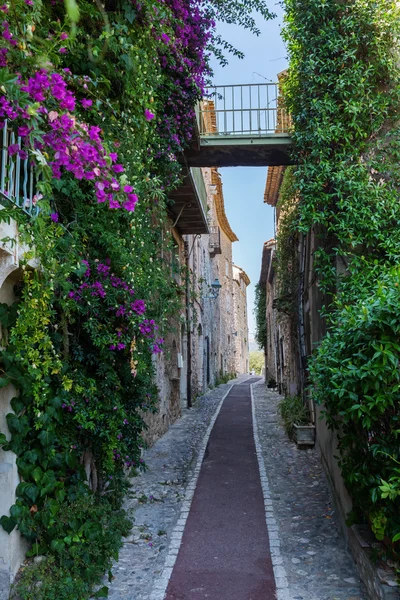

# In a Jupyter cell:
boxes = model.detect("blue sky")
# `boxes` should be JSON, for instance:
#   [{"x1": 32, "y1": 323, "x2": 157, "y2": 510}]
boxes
[{"x1": 210, "y1": 4, "x2": 288, "y2": 339}]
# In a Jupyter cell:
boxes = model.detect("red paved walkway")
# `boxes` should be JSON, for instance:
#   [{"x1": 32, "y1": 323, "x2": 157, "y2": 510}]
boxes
[{"x1": 165, "y1": 380, "x2": 276, "y2": 600}]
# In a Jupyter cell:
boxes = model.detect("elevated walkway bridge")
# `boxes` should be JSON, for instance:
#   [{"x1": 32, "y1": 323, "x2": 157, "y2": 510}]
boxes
[
  {"x1": 0, "y1": 84, "x2": 292, "y2": 236},
  {"x1": 184, "y1": 83, "x2": 293, "y2": 168}
]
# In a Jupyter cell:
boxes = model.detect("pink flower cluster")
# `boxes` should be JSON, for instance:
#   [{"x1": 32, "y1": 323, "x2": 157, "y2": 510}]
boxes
[
  {"x1": 139, "y1": 319, "x2": 164, "y2": 354},
  {"x1": 152, "y1": 0, "x2": 213, "y2": 152},
  {"x1": 68, "y1": 259, "x2": 163, "y2": 355},
  {"x1": 0, "y1": 13, "x2": 138, "y2": 213}
]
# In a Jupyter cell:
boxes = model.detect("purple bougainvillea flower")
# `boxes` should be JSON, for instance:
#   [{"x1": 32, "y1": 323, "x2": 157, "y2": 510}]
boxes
[
  {"x1": 81, "y1": 98, "x2": 92, "y2": 109},
  {"x1": 131, "y1": 299, "x2": 146, "y2": 315},
  {"x1": 24, "y1": 0, "x2": 33, "y2": 5},
  {"x1": 8, "y1": 143, "x2": 19, "y2": 156},
  {"x1": 18, "y1": 125, "x2": 30, "y2": 137},
  {"x1": 145, "y1": 109, "x2": 155, "y2": 121},
  {"x1": 123, "y1": 185, "x2": 133, "y2": 193},
  {"x1": 161, "y1": 33, "x2": 170, "y2": 43},
  {"x1": 50, "y1": 213, "x2": 59, "y2": 223},
  {"x1": 113, "y1": 164, "x2": 124, "y2": 173},
  {"x1": 0, "y1": 5, "x2": 8, "y2": 12},
  {"x1": 124, "y1": 193, "x2": 138, "y2": 212},
  {"x1": 59, "y1": 47, "x2": 68, "y2": 54},
  {"x1": 60, "y1": 32, "x2": 68, "y2": 41},
  {"x1": 109, "y1": 152, "x2": 118, "y2": 162}
]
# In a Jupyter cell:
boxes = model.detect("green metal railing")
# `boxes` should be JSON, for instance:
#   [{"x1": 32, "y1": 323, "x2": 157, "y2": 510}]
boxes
[{"x1": 198, "y1": 83, "x2": 290, "y2": 138}]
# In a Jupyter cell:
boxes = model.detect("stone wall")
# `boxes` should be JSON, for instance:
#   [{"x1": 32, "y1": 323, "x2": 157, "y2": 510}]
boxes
[
  {"x1": 145, "y1": 166, "x2": 241, "y2": 443},
  {"x1": 0, "y1": 218, "x2": 32, "y2": 599},
  {"x1": 232, "y1": 265, "x2": 250, "y2": 374}
]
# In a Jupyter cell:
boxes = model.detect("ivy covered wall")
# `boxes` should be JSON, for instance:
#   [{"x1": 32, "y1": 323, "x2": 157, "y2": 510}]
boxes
[{"x1": 283, "y1": 0, "x2": 400, "y2": 548}]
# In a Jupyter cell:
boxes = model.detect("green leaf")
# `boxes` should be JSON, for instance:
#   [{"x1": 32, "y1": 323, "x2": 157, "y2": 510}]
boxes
[
  {"x1": 11, "y1": 397, "x2": 25, "y2": 415},
  {"x1": 31, "y1": 466, "x2": 43, "y2": 484},
  {"x1": 6, "y1": 413, "x2": 21, "y2": 434},
  {"x1": 0, "y1": 515, "x2": 16, "y2": 533},
  {"x1": 93, "y1": 586, "x2": 109, "y2": 598},
  {"x1": 26, "y1": 542, "x2": 49, "y2": 558},
  {"x1": 17, "y1": 482, "x2": 38, "y2": 503},
  {"x1": 24, "y1": 449, "x2": 40, "y2": 464},
  {"x1": 38, "y1": 430, "x2": 56, "y2": 448},
  {"x1": 50, "y1": 539, "x2": 66, "y2": 554},
  {"x1": 9, "y1": 504, "x2": 24, "y2": 521}
]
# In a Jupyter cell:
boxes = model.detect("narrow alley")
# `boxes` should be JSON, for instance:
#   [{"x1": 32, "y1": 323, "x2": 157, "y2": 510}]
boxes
[{"x1": 107, "y1": 378, "x2": 366, "y2": 600}]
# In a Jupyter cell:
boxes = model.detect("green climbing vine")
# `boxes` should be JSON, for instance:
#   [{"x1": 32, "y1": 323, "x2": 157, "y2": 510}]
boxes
[
  {"x1": 275, "y1": 166, "x2": 299, "y2": 316},
  {"x1": 254, "y1": 282, "x2": 267, "y2": 352},
  {"x1": 0, "y1": 1, "x2": 275, "y2": 598},
  {"x1": 283, "y1": 0, "x2": 400, "y2": 548}
]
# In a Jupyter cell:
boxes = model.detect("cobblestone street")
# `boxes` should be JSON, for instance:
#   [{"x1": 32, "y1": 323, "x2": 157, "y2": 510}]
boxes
[{"x1": 107, "y1": 378, "x2": 366, "y2": 600}]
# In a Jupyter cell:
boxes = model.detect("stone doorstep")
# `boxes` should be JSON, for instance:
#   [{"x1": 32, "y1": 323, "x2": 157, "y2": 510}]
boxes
[{"x1": 349, "y1": 525, "x2": 400, "y2": 600}]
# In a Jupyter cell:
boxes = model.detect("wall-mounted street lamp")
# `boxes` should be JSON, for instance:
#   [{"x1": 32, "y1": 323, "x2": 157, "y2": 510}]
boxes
[{"x1": 204, "y1": 278, "x2": 222, "y2": 300}]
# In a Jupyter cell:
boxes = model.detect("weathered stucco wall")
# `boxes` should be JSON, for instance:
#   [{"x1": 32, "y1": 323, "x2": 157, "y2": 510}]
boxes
[
  {"x1": 232, "y1": 265, "x2": 250, "y2": 374},
  {"x1": 145, "y1": 166, "x2": 240, "y2": 444},
  {"x1": 0, "y1": 221, "x2": 31, "y2": 598}
]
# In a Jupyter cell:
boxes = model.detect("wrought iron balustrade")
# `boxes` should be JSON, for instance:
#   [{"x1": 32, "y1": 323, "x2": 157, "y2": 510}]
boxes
[
  {"x1": 198, "y1": 83, "x2": 291, "y2": 138},
  {"x1": 1, "y1": 120, "x2": 39, "y2": 216}
]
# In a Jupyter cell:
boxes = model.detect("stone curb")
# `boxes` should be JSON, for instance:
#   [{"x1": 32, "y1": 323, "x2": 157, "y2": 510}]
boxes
[{"x1": 250, "y1": 382, "x2": 286, "y2": 599}]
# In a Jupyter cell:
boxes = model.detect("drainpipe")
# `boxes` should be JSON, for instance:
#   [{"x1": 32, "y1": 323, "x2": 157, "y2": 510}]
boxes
[{"x1": 184, "y1": 241, "x2": 192, "y2": 409}]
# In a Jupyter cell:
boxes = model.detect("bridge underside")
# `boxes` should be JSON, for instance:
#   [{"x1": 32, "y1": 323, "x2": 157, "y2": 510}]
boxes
[{"x1": 183, "y1": 135, "x2": 293, "y2": 168}]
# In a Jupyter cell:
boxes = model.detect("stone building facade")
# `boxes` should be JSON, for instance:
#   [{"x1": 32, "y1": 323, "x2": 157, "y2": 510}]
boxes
[
  {"x1": 232, "y1": 264, "x2": 250, "y2": 374},
  {"x1": 144, "y1": 165, "x2": 241, "y2": 444},
  {"x1": 262, "y1": 165, "x2": 352, "y2": 520}
]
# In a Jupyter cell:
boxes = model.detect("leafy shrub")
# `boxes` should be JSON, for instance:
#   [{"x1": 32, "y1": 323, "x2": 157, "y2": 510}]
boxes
[
  {"x1": 254, "y1": 284, "x2": 267, "y2": 352},
  {"x1": 12, "y1": 496, "x2": 131, "y2": 600},
  {"x1": 249, "y1": 351, "x2": 264, "y2": 374},
  {"x1": 278, "y1": 395, "x2": 310, "y2": 440},
  {"x1": 310, "y1": 266, "x2": 400, "y2": 544}
]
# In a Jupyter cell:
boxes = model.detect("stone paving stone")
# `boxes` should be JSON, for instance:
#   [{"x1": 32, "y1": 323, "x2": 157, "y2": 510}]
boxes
[
  {"x1": 106, "y1": 378, "x2": 246, "y2": 600},
  {"x1": 107, "y1": 377, "x2": 368, "y2": 600},
  {"x1": 252, "y1": 381, "x2": 367, "y2": 600}
]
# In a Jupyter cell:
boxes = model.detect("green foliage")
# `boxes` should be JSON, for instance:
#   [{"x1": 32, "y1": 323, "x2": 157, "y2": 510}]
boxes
[
  {"x1": 0, "y1": 2, "x2": 279, "y2": 598},
  {"x1": 278, "y1": 395, "x2": 310, "y2": 440},
  {"x1": 215, "y1": 373, "x2": 236, "y2": 386},
  {"x1": 275, "y1": 167, "x2": 299, "y2": 316},
  {"x1": 208, "y1": 0, "x2": 275, "y2": 66},
  {"x1": 254, "y1": 283, "x2": 267, "y2": 352},
  {"x1": 282, "y1": 0, "x2": 400, "y2": 548},
  {"x1": 309, "y1": 267, "x2": 400, "y2": 543},
  {"x1": 13, "y1": 499, "x2": 130, "y2": 600},
  {"x1": 249, "y1": 351, "x2": 264, "y2": 374}
]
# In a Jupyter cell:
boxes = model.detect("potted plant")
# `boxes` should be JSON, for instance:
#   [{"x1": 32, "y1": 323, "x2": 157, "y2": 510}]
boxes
[{"x1": 278, "y1": 395, "x2": 315, "y2": 448}]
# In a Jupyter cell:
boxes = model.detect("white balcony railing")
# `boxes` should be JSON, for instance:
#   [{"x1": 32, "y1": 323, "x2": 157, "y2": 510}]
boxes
[
  {"x1": 1, "y1": 121, "x2": 39, "y2": 216},
  {"x1": 198, "y1": 83, "x2": 291, "y2": 138}
]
